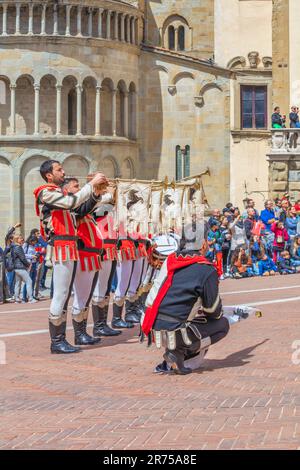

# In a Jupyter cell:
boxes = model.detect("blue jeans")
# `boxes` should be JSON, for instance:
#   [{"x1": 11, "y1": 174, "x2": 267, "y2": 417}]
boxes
[
  {"x1": 22, "y1": 263, "x2": 37, "y2": 301},
  {"x1": 6, "y1": 270, "x2": 15, "y2": 296}
]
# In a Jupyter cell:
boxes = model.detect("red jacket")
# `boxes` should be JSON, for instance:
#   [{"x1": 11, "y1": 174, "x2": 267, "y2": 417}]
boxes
[
  {"x1": 271, "y1": 222, "x2": 289, "y2": 248},
  {"x1": 77, "y1": 214, "x2": 103, "y2": 271}
]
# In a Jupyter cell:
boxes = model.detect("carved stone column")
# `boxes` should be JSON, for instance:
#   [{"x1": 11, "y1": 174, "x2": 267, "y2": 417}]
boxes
[
  {"x1": 97, "y1": 8, "x2": 103, "y2": 37},
  {"x1": 114, "y1": 11, "x2": 118, "y2": 40},
  {"x1": 15, "y1": 3, "x2": 21, "y2": 35},
  {"x1": 2, "y1": 4, "x2": 8, "y2": 36},
  {"x1": 56, "y1": 84, "x2": 62, "y2": 135},
  {"x1": 107, "y1": 10, "x2": 111, "y2": 39},
  {"x1": 120, "y1": 14, "x2": 125, "y2": 42},
  {"x1": 34, "y1": 84, "x2": 40, "y2": 135},
  {"x1": 76, "y1": 84, "x2": 82, "y2": 136},
  {"x1": 112, "y1": 89, "x2": 117, "y2": 136},
  {"x1": 124, "y1": 91, "x2": 129, "y2": 138},
  {"x1": 10, "y1": 84, "x2": 16, "y2": 134},
  {"x1": 126, "y1": 16, "x2": 130, "y2": 43},
  {"x1": 28, "y1": 3, "x2": 33, "y2": 35},
  {"x1": 66, "y1": 5, "x2": 71, "y2": 36},
  {"x1": 77, "y1": 6, "x2": 82, "y2": 37},
  {"x1": 95, "y1": 86, "x2": 101, "y2": 136},
  {"x1": 41, "y1": 3, "x2": 47, "y2": 35},
  {"x1": 53, "y1": 4, "x2": 58, "y2": 36},
  {"x1": 88, "y1": 8, "x2": 93, "y2": 37}
]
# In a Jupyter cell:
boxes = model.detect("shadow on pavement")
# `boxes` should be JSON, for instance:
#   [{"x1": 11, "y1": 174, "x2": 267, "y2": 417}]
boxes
[{"x1": 194, "y1": 339, "x2": 270, "y2": 373}]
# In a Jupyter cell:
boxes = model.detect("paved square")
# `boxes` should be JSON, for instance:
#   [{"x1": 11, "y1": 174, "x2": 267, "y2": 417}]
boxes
[{"x1": 1, "y1": 274, "x2": 300, "y2": 450}]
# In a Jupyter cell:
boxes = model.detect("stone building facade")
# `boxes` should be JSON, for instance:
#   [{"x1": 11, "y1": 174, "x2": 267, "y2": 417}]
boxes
[{"x1": 0, "y1": 0, "x2": 294, "y2": 242}]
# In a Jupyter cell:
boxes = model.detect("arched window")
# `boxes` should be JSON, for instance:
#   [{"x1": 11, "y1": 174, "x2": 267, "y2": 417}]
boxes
[
  {"x1": 163, "y1": 15, "x2": 190, "y2": 51},
  {"x1": 168, "y1": 26, "x2": 175, "y2": 50},
  {"x1": 178, "y1": 26, "x2": 185, "y2": 51},
  {"x1": 176, "y1": 145, "x2": 190, "y2": 181}
]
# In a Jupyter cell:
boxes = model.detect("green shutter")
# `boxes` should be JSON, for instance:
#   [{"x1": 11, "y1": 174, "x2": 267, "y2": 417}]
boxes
[
  {"x1": 176, "y1": 146, "x2": 182, "y2": 181},
  {"x1": 184, "y1": 145, "x2": 190, "y2": 178}
]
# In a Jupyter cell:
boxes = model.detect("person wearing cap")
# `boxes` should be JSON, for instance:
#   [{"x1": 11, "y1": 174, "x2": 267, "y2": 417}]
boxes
[{"x1": 141, "y1": 234, "x2": 229, "y2": 375}]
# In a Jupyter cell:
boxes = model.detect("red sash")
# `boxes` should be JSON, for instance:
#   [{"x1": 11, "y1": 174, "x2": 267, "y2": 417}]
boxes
[{"x1": 141, "y1": 254, "x2": 213, "y2": 336}]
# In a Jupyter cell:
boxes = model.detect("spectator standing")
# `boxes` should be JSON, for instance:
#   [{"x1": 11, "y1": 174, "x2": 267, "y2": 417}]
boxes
[
  {"x1": 289, "y1": 106, "x2": 299, "y2": 149},
  {"x1": 244, "y1": 208, "x2": 257, "y2": 241},
  {"x1": 274, "y1": 198, "x2": 283, "y2": 220},
  {"x1": 4, "y1": 223, "x2": 22, "y2": 296},
  {"x1": 228, "y1": 211, "x2": 248, "y2": 267},
  {"x1": 12, "y1": 235, "x2": 37, "y2": 304},
  {"x1": 208, "y1": 209, "x2": 221, "y2": 228},
  {"x1": 271, "y1": 106, "x2": 286, "y2": 128},
  {"x1": 219, "y1": 216, "x2": 231, "y2": 276},
  {"x1": 242, "y1": 199, "x2": 259, "y2": 220},
  {"x1": 260, "y1": 200, "x2": 277, "y2": 253},
  {"x1": 285, "y1": 207, "x2": 299, "y2": 241},
  {"x1": 22, "y1": 236, "x2": 38, "y2": 302},
  {"x1": 280, "y1": 198, "x2": 290, "y2": 225},
  {"x1": 271, "y1": 221, "x2": 289, "y2": 262}
]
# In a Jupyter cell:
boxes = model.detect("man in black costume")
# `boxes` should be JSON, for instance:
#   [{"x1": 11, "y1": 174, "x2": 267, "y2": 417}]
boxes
[{"x1": 141, "y1": 238, "x2": 229, "y2": 375}]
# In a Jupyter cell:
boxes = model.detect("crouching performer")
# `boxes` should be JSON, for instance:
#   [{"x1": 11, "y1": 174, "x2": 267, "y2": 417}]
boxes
[{"x1": 141, "y1": 240, "x2": 230, "y2": 375}]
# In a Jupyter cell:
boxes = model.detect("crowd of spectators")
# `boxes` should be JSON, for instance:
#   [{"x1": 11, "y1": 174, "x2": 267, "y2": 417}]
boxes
[
  {"x1": 0, "y1": 224, "x2": 50, "y2": 305},
  {"x1": 207, "y1": 196, "x2": 300, "y2": 280}
]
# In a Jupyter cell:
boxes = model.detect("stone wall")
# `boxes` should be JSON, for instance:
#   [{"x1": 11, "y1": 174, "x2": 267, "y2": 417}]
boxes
[
  {"x1": 269, "y1": 158, "x2": 300, "y2": 201},
  {"x1": 272, "y1": 0, "x2": 290, "y2": 112},
  {"x1": 139, "y1": 50, "x2": 231, "y2": 208},
  {"x1": 146, "y1": 0, "x2": 214, "y2": 59}
]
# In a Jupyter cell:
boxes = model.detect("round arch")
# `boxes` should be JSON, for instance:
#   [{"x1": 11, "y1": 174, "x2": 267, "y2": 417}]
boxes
[
  {"x1": 40, "y1": 74, "x2": 57, "y2": 135},
  {"x1": 101, "y1": 78, "x2": 115, "y2": 136},
  {"x1": 121, "y1": 158, "x2": 135, "y2": 179},
  {"x1": 62, "y1": 155, "x2": 90, "y2": 180},
  {"x1": 100, "y1": 156, "x2": 119, "y2": 178},
  {"x1": 20, "y1": 155, "x2": 50, "y2": 235},
  {"x1": 0, "y1": 76, "x2": 11, "y2": 136},
  {"x1": 0, "y1": 157, "x2": 12, "y2": 243},
  {"x1": 15, "y1": 74, "x2": 35, "y2": 135}
]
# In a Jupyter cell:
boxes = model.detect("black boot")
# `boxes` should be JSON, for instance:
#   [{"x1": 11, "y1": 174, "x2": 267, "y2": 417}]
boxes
[
  {"x1": 137, "y1": 293, "x2": 147, "y2": 316},
  {"x1": 112, "y1": 303, "x2": 134, "y2": 329},
  {"x1": 73, "y1": 318, "x2": 101, "y2": 345},
  {"x1": 163, "y1": 350, "x2": 192, "y2": 375},
  {"x1": 92, "y1": 304, "x2": 121, "y2": 336},
  {"x1": 125, "y1": 300, "x2": 141, "y2": 324},
  {"x1": 49, "y1": 321, "x2": 81, "y2": 354}
]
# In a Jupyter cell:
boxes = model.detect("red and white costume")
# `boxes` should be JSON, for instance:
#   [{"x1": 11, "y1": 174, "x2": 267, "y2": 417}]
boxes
[{"x1": 33, "y1": 182, "x2": 94, "y2": 325}]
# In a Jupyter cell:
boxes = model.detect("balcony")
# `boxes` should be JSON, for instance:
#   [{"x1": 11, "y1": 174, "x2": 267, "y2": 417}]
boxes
[{"x1": 269, "y1": 128, "x2": 300, "y2": 158}]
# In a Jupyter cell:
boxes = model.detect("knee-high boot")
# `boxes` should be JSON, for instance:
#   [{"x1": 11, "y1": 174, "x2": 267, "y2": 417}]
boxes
[
  {"x1": 49, "y1": 320, "x2": 81, "y2": 354},
  {"x1": 72, "y1": 309, "x2": 101, "y2": 345},
  {"x1": 124, "y1": 299, "x2": 140, "y2": 324},
  {"x1": 112, "y1": 303, "x2": 134, "y2": 329},
  {"x1": 92, "y1": 304, "x2": 122, "y2": 336}
]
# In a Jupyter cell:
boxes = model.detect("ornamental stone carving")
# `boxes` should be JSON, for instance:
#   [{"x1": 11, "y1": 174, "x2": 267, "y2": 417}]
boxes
[{"x1": 248, "y1": 51, "x2": 259, "y2": 68}]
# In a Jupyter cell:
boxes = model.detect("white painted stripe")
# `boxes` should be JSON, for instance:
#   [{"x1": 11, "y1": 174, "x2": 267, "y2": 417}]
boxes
[
  {"x1": 0, "y1": 307, "x2": 48, "y2": 315},
  {"x1": 0, "y1": 322, "x2": 95, "y2": 339},
  {"x1": 227, "y1": 296, "x2": 300, "y2": 308},
  {"x1": 221, "y1": 285, "x2": 300, "y2": 296},
  {"x1": 1, "y1": 296, "x2": 300, "y2": 338}
]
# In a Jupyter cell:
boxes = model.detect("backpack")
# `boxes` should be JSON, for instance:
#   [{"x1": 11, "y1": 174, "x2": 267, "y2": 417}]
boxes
[{"x1": 5, "y1": 246, "x2": 15, "y2": 272}]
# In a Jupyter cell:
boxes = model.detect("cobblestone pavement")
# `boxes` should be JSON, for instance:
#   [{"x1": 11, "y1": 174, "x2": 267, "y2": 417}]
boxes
[{"x1": 1, "y1": 274, "x2": 300, "y2": 450}]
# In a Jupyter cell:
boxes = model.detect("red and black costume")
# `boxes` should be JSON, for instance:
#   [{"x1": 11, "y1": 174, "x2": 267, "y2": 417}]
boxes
[{"x1": 142, "y1": 250, "x2": 230, "y2": 374}]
